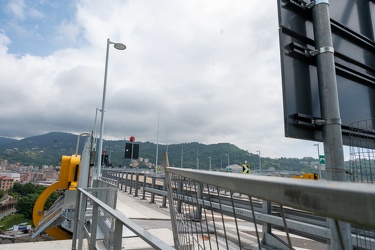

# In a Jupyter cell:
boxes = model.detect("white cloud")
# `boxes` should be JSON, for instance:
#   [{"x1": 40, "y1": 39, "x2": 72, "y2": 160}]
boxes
[
  {"x1": 0, "y1": 0, "x2": 334, "y2": 159},
  {"x1": 6, "y1": 0, "x2": 43, "y2": 20},
  {"x1": 6, "y1": 0, "x2": 26, "y2": 20}
]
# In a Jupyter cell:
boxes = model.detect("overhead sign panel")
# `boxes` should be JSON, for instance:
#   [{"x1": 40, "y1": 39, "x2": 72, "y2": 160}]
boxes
[{"x1": 278, "y1": 0, "x2": 375, "y2": 147}]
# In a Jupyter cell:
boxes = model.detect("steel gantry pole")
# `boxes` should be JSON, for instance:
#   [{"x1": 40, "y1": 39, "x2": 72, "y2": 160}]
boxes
[{"x1": 310, "y1": 1, "x2": 351, "y2": 248}]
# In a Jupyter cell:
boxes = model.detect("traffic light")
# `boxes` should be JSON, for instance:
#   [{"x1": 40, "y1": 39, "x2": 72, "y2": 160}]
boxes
[
  {"x1": 102, "y1": 154, "x2": 109, "y2": 166},
  {"x1": 125, "y1": 143, "x2": 139, "y2": 159}
]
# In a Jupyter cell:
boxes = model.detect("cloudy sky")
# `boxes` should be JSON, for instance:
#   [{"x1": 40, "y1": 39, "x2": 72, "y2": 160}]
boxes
[{"x1": 0, "y1": 0, "x2": 340, "y2": 159}]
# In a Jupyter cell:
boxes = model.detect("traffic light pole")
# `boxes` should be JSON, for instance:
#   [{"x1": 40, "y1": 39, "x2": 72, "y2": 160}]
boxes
[{"x1": 310, "y1": 0, "x2": 351, "y2": 248}]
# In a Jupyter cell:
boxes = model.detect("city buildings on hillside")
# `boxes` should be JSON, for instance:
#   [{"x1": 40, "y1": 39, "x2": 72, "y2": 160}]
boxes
[
  {"x1": 0, "y1": 172, "x2": 20, "y2": 182},
  {"x1": 0, "y1": 175, "x2": 14, "y2": 192},
  {"x1": 0, "y1": 160, "x2": 60, "y2": 185}
]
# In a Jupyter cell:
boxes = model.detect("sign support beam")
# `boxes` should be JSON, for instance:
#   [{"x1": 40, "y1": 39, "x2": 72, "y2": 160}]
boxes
[{"x1": 311, "y1": 1, "x2": 351, "y2": 249}]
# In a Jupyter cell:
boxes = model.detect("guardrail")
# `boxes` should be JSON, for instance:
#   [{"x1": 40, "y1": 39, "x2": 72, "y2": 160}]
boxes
[
  {"x1": 102, "y1": 168, "x2": 375, "y2": 249},
  {"x1": 165, "y1": 167, "x2": 375, "y2": 249},
  {"x1": 102, "y1": 169, "x2": 168, "y2": 207},
  {"x1": 71, "y1": 179, "x2": 174, "y2": 250}
]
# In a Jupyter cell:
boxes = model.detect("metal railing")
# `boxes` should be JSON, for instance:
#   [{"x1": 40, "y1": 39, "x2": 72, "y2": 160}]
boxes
[
  {"x1": 165, "y1": 167, "x2": 375, "y2": 250},
  {"x1": 101, "y1": 168, "x2": 375, "y2": 249},
  {"x1": 102, "y1": 169, "x2": 168, "y2": 206},
  {"x1": 349, "y1": 119, "x2": 375, "y2": 183},
  {"x1": 71, "y1": 179, "x2": 174, "y2": 250}
]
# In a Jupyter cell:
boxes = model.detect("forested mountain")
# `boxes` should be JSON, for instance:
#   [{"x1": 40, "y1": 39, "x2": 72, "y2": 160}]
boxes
[
  {"x1": 0, "y1": 132, "x2": 319, "y2": 172},
  {"x1": 0, "y1": 137, "x2": 16, "y2": 145}
]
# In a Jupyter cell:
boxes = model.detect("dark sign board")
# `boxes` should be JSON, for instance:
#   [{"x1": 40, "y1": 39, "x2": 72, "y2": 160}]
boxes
[
  {"x1": 125, "y1": 143, "x2": 139, "y2": 159},
  {"x1": 278, "y1": 0, "x2": 375, "y2": 146},
  {"x1": 101, "y1": 154, "x2": 109, "y2": 166}
]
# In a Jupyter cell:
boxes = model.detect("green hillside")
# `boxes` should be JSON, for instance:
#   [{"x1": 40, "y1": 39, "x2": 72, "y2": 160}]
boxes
[{"x1": 0, "y1": 132, "x2": 320, "y2": 173}]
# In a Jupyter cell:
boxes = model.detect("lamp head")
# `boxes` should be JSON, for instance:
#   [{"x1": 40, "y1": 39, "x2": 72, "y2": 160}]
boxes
[{"x1": 114, "y1": 43, "x2": 126, "y2": 50}]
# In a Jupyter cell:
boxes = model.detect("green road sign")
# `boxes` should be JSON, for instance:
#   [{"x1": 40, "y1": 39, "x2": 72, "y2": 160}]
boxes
[{"x1": 319, "y1": 155, "x2": 325, "y2": 165}]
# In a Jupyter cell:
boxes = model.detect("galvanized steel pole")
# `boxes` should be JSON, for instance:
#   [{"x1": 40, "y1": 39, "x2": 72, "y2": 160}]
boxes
[
  {"x1": 311, "y1": 1, "x2": 351, "y2": 249},
  {"x1": 97, "y1": 38, "x2": 125, "y2": 180},
  {"x1": 97, "y1": 39, "x2": 111, "y2": 180}
]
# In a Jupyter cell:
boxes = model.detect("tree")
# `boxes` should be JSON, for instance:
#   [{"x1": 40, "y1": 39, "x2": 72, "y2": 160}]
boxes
[
  {"x1": 9, "y1": 182, "x2": 60, "y2": 220},
  {"x1": 35, "y1": 185, "x2": 46, "y2": 195},
  {"x1": 22, "y1": 183, "x2": 36, "y2": 196},
  {"x1": 12, "y1": 182, "x2": 23, "y2": 194},
  {"x1": 45, "y1": 191, "x2": 60, "y2": 210},
  {"x1": 0, "y1": 190, "x2": 4, "y2": 199},
  {"x1": 16, "y1": 193, "x2": 39, "y2": 219}
]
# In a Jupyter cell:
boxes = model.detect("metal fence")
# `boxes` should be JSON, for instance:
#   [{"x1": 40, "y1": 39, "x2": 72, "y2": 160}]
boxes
[
  {"x1": 71, "y1": 179, "x2": 174, "y2": 250},
  {"x1": 165, "y1": 167, "x2": 375, "y2": 249},
  {"x1": 349, "y1": 119, "x2": 375, "y2": 183}
]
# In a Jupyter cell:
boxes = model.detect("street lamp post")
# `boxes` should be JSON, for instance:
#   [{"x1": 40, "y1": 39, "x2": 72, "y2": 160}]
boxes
[
  {"x1": 196, "y1": 147, "x2": 199, "y2": 169},
  {"x1": 208, "y1": 156, "x2": 211, "y2": 171},
  {"x1": 97, "y1": 38, "x2": 126, "y2": 179},
  {"x1": 220, "y1": 154, "x2": 223, "y2": 172},
  {"x1": 181, "y1": 144, "x2": 183, "y2": 168},
  {"x1": 109, "y1": 149, "x2": 113, "y2": 167},
  {"x1": 313, "y1": 144, "x2": 322, "y2": 179},
  {"x1": 256, "y1": 150, "x2": 261, "y2": 173},
  {"x1": 93, "y1": 108, "x2": 102, "y2": 150},
  {"x1": 225, "y1": 154, "x2": 229, "y2": 167}
]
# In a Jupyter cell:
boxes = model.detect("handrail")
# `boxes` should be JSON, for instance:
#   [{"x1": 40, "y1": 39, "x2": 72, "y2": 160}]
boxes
[
  {"x1": 101, "y1": 168, "x2": 375, "y2": 249},
  {"x1": 72, "y1": 187, "x2": 174, "y2": 250},
  {"x1": 165, "y1": 167, "x2": 375, "y2": 229}
]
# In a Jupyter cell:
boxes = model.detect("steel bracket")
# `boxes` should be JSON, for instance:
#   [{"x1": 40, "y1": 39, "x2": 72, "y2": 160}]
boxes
[
  {"x1": 309, "y1": 46, "x2": 334, "y2": 56},
  {"x1": 306, "y1": 0, "x2": 329, "y2": 9},
  {"x1": 312, "y1": 118, "x2": 341, "y2": 126}
]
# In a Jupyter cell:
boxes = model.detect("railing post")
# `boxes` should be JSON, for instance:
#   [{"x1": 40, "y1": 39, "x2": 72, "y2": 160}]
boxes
[
  {"x1": 113, "y1": 186, "x2": 118, "y2": 209},
  {"x1": 150, "y1": 176, "x2": 156, "y2": 204},
  {"x1": 77, "y1": 192, "x2": 87, "y2": 250},
  {"x1": 165, "y1": 168, "x2": 179, "y2": 249},
  {"x1": 261, "y1": 200, "x2": 290, "y2": 249},
  {"x1": 113, "y1": 218, "x2": 123, "y2": 250},
  {"x1": 120, "y1": 172, "x2": 125, "y2": 191},
  {"x1": 71, "y1": 189, "x2": 81, "y2": 250},
  {"x1": 195, "y1": 182, "x2": 202, "y2": 221},
  {"x1": 134, "y1": 172, "x2": 139, "y2": 197},
  {"x1": 116, "y1": 171, "x2": 119, "y2": 188},
  {"x1": 142, "y1": 174, "x2": 147, "y2": 200},
  {"x1": 161, "y1": 177, "x2": 167, "y2": 208},
  {"x1": 129, "y1": 172, "x2": 134, "y2": 194},
  {"x1": 124, "y1": 172, "x2": 129, "y2": 192},
  {"x1": 177, "y1": 178, "x2": 183, "y2": 213},
  {"x1": 90, "y1": 202, "x2": 99, "y2": 250},
  {"x1": 262, "y1": 200, "x2": 272, "y2": 239}
]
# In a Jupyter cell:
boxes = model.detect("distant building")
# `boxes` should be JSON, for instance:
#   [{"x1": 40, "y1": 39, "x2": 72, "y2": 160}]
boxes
[
  {"x1": 0, "y1": 173, "x2": 20, "y2": 182},
  {"x1": 0, "y1": 175, "x2": 14, "y2": 192},
  {"x1": 20, "y1": 172, "x2": 32, "y2": 182},
  {"x1": 226, "y1": 164, "x2": 242, "y2": 173},
  {"x1": 43, "y1": 170, "x2": 59, "y2": 181},
  {"x1": 0, "y1": 160, "x2": 8, "y2": 167},
  {"x1": 32, "y1": 173, "x2": 46, "y2": 182}
]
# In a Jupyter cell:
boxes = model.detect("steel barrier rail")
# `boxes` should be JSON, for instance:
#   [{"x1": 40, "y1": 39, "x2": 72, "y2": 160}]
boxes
[
  {"x1": 165, "y1": 167, "x2": 375, "y2": 229},
  {"x1": 71, "y1": 187, "x2": 174, "y2": 250},
  {"x1": 165, "y1": 167, "x2": 375, "y2": 249},
  {"x1": 101, "y1": 169, "x2": 375, "y2": 248},
  {"x1": 105, "y1": 168, "x2": 375, "y2": 230}
]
